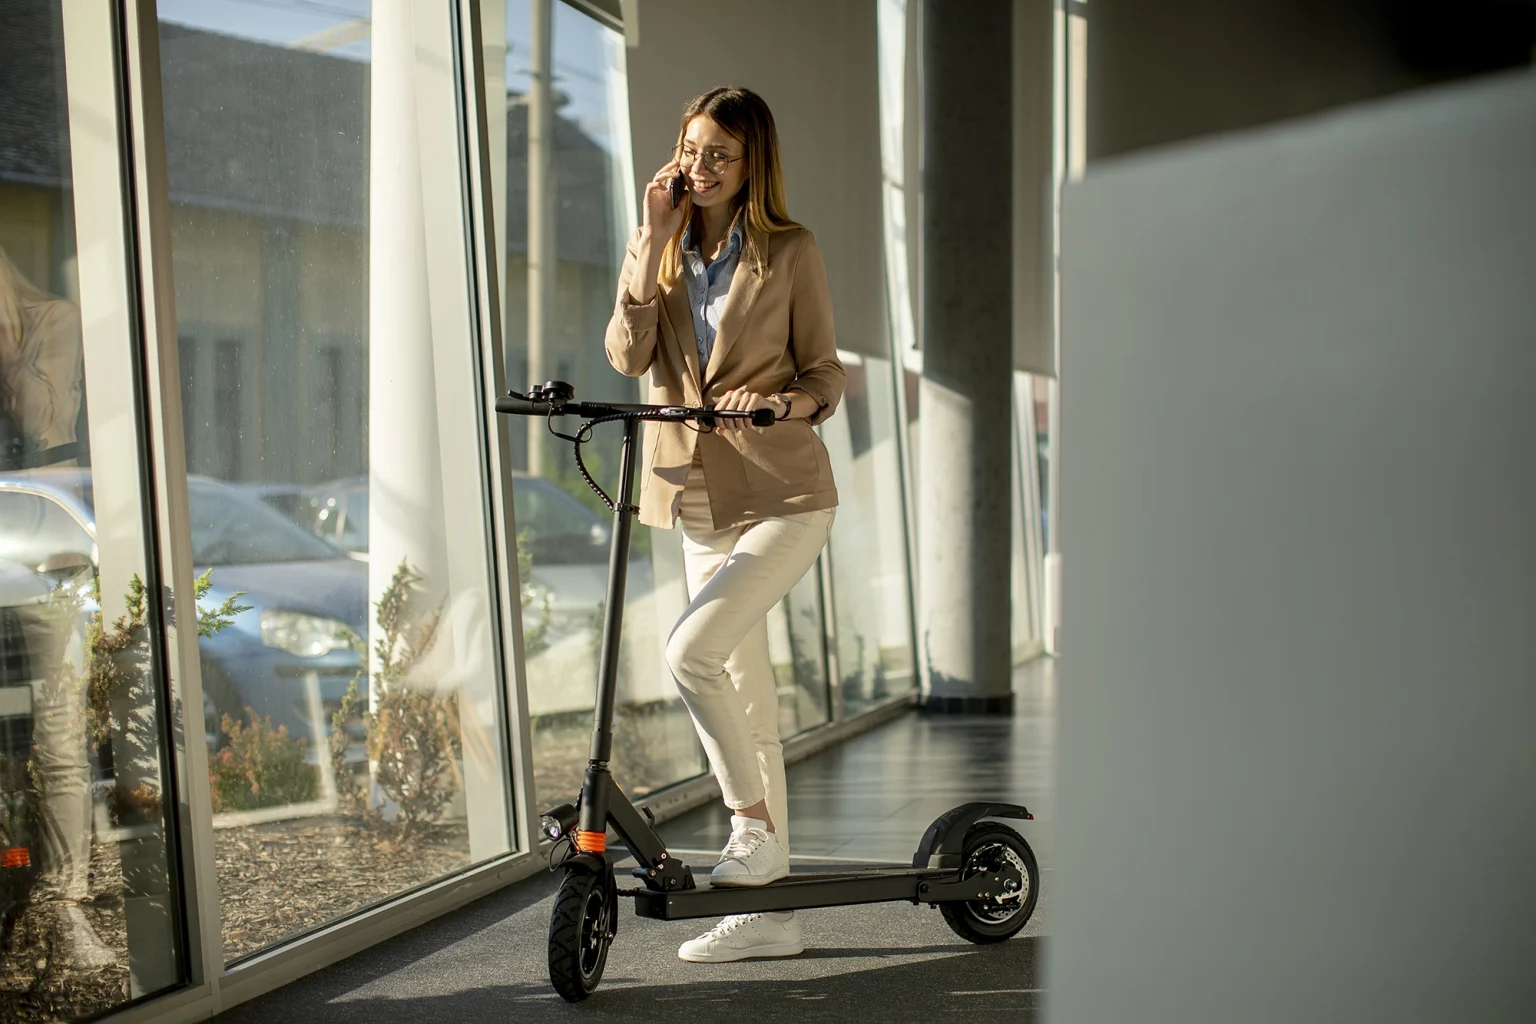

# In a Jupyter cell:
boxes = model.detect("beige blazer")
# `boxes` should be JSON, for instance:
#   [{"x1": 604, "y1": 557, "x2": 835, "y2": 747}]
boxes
[{"x1": 605, "y1": 224, "x2": 845, "y2": 531}]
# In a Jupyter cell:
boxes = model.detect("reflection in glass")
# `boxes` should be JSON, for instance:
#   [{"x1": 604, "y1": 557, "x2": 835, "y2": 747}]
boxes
[
  {"x1": 0, "y1": 2, "x2": 183, "y2": 1016},
  {"x1": 1010, "y1": 371, "x2": 1048, "y2": 658},
  {"x1": 822, "y1": 355, "x2": 914, "y2": 708},
  {"x1": 496, "y1": 1, "x2": 708, "y2": 811},
  {"x1": 499, "y1": 2, "x2": 838, "y2": 813},
  {"x1": 157, "y1": 2, "x2": 512, "y2": 963},
  {"x1": 769, "y1": 571, "x2": 831, "y2": 734},
  {"x1": 1033, "y1": 374, "x2": 1051, "y2": 552}
]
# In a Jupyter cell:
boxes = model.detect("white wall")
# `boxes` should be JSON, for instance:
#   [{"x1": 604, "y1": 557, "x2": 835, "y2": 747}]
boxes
[
  {"x1": 622, "y1": 0, "x2": 885, "y2": 357},
  {"x1": 1053, "y1": 71, "x2": 1536, "y2": 1023}
]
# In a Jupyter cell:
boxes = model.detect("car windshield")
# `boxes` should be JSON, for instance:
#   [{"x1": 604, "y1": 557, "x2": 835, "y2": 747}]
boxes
[{"x1": 187, "y1": 480, "x2": 345, "y2": 565}]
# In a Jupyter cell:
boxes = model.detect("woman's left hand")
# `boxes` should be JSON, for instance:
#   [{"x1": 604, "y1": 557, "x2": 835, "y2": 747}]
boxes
[{"x1": 713, "y1": 388, "x2": 778, "y2": 431}]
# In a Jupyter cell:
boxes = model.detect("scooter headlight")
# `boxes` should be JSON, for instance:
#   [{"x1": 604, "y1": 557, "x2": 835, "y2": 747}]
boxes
[{"x1": 540, "y1": 802, "x2": 579, "y2": 842}]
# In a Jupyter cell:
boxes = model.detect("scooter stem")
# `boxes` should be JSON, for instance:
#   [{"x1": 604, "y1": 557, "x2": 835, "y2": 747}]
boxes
[{"x1": 588, "y1": 415, "x2": 639, "y2": 765}]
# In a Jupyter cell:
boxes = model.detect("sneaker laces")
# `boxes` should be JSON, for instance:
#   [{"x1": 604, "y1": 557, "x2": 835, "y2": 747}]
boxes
[
  {"x1": 702, "y1": 914, "x2": 759, "y2": 939},
  {"x1": 721, "y1": 827, "x2": 770, "y2": 863}
]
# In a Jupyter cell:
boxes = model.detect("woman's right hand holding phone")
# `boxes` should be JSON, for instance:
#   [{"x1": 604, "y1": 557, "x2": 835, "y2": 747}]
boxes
[
  {"x1": 627, "y1": 159, "x2": 688, "y2": 305},
  {"x1": 643, "y1": 158, "x2": 689, "y2": 239}
]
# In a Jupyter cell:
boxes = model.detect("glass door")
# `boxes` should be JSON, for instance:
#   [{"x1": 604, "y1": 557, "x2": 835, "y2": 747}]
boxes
[{"x1": 154, "y1": 0, "x2": 517, "y2": 964}]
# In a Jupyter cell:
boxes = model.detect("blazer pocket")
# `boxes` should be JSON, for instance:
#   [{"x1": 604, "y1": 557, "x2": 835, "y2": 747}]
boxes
[{"x1": 737, "y1": 421, "x2": 822, "y2": 493}]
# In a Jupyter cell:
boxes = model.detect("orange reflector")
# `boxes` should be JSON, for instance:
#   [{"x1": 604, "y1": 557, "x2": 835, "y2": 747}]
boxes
[
  {"x1": 2, "y1": 847, "x2": 29, "y2": 869},
  {"x1": 574, "y1": 830, "x2": 607, "y2": 854}
]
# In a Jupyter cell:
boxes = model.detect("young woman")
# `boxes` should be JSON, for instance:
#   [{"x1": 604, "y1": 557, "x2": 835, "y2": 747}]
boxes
[{"x1": 605, "y1": 87, "x2": 844, "y2": 963}]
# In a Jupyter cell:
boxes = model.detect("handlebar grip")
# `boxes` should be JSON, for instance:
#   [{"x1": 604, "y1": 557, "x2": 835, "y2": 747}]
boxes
[
  {"x1": 751, "y1": 408, "x2": 776, "y2": 428},
  {"x1": 495, "y1": 395, "x2": 548, "y2": 416}
]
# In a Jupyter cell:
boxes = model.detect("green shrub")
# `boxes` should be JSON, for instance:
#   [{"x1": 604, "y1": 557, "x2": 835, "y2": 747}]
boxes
[
  {"x1": 209, "y1": 710, "x2": 319, "y2": 813},
  {"x1": 330, "y1": 560, "x2": 461, "y2": 841}
]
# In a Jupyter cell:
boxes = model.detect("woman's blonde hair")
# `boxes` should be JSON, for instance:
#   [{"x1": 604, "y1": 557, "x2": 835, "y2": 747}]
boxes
[{"x1": 660, "y1": 87, "x2": 798, "y2": 283}]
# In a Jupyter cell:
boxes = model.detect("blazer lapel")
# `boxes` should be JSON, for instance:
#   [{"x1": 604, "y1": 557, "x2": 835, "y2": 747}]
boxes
[
  {"x1": 660, "y1": 277, "x2": 702, "y2": 400},
  {"x1": 702, "y1": 246, "x2": 765, "y2": 386}
]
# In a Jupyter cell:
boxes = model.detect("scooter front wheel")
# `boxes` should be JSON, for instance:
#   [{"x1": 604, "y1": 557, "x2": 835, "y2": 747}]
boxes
[
  {"x1": 939, "y1": 821, "x2": 1039, "y2": 944},
  {"x1": 548, "y1": 863, "x2": 615, "y2": 1002}
]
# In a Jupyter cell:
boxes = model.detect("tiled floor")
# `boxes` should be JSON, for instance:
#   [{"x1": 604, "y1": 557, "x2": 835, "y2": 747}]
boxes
[
  {"x1": 662, "y1": 659, "x2": 1056, "y2": 868},
  {"x1": 213, "y1": 660, "x2": 1055, "y2": 1023}
]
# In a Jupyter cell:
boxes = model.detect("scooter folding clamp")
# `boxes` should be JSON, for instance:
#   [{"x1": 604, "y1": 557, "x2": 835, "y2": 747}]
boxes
[{"x1": 632, "y1": 851, "x2": 695, "y2": 892}]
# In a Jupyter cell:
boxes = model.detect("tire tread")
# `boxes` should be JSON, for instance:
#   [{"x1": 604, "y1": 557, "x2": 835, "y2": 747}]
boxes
[
  {"x1": 939, "y1": 821, "x2": 1039, "y2": 945},
  {"x1": 548, "y1": 867, "x2": 609, "y2": 1002}
]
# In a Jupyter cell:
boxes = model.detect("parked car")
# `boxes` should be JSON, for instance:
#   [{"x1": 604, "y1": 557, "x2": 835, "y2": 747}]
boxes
[
  {"x1": 0, "y1": 470, "x2": 367, "y2": 754},
  {"x1": 301, "y1": 472, "x2": 614, "y2": 564},
  {"x1": 235, "y1": 481, "x2": 313, "y2": 523},
  {"x1": 299, "y1": 472, "x2": 649, "y2": 638}
]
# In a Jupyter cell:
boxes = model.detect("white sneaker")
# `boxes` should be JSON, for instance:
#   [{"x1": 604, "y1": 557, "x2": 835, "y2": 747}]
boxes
[
  {"x1": 709, "y1": 816, "x2": 789, "y2": 887},
  {"x1": 678, "y1": 912, "x2": 804, "y2": 963}
]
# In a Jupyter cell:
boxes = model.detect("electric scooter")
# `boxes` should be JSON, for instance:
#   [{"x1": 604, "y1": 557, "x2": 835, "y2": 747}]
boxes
[{"x1": 496, "y1": 382, "x2": 1039, "y2": 1003}]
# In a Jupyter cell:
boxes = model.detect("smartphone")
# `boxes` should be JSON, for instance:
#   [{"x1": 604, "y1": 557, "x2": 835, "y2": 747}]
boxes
[{"x1": 669, "y1": 171, "x2": 687, "y2": 209}]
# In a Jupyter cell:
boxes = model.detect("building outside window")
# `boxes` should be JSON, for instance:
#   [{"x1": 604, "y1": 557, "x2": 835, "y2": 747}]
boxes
[{"x1": 156, "y1": 0, "x2": 516, "y2": 964}]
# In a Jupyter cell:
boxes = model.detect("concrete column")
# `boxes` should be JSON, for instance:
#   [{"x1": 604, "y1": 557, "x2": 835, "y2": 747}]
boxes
[
  {"x1": 1052, "y1": 70, "x2": 1536, "y2": 1024},
  {"x1": 368, "y1": 3, "x2": 448, "y2": 680},
  {"x1": 917, "y1": 0, "x2": 1014, "y2": 713}
]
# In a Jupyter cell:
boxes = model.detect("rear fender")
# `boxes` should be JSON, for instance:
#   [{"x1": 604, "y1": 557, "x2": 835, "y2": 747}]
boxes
[{"x1": 911, "y1": 802, "x2": 1033, "y2": 869}]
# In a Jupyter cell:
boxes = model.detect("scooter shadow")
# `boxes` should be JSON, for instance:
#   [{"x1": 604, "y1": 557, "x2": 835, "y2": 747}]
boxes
[{"x1": 789, "y1": 941, "x2": 984, "y2": 960}]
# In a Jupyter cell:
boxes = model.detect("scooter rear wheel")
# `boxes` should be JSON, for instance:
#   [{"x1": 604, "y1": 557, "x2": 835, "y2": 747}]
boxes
[
  {"x1": 548, "y1": 864, "x2": 615, "y2": 1002},
  {"x1": 940, "y1": 821, "x2": 1039, "y2": 944}
]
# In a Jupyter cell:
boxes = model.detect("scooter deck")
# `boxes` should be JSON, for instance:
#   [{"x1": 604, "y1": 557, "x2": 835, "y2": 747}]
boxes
[{"x1": 627, "y1": 866, "x2": 986, "y2": 920}]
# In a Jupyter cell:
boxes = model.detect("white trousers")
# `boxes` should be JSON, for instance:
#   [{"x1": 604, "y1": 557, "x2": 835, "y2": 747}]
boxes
[
  {"x1": 23, "y1": 609, "x2": 92, "y2": 903},
  {"x1": 667, "y1": 459, "x2": 834, "y2": 858}
]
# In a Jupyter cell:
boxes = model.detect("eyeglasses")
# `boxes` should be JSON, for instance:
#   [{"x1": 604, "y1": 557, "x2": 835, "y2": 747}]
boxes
[{"x1": 677, "y1": 145, "x2": 745, "y2": 175}]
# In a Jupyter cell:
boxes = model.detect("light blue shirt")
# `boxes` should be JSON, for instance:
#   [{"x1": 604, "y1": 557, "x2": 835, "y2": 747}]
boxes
[{"x1": 680, "y1": 217, "x2": 745, "y2": 376}]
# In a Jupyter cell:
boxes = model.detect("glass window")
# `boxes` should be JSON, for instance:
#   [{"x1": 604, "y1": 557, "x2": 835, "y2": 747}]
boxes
[
  {"x1": 769, "y1": 573, "x2": 831, "y2": 733},
  {"x1": 0, "y1": 2, "x2": 185, "y2": 1015},
  {"x1": 822, "y1": 354, "x2": 915, "y2": 709},
  {"x1": 496, "y1": 0, "x2": 710, "y2": 811},
  {"x1": 512, "y1": 474, "x2": 610, "y2": 565},
  {"x1": 498, "y1": 1, "x2": 838, "y2": 814},
  {"x1": 1034, "y1": 373, "x2": 1052, "y2": 552},
  {"x1": 187, "y1": 479, "x2": 344, "y2": 566},
  {"x1": 1009, "y1": 371, "x2": 1049, "y2": 658},
  {"x1": 157, "y1": 1, "x2": 515, "y2": 963},
  {"x1": 0, "y1": 491, "x2": 93, "y2": 574}
]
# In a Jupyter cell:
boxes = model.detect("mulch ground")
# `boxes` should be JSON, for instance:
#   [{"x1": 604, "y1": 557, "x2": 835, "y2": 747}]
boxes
[
  {"x1": 0, "y1": 817, "x2": 472, "y2": 1022},
  {"x1": 214, "y1": 817, "x2": 472, "y2": 961},
  {"x1": 0, "y1": 723, "x2": 701, "y2": 1020},
  {"x1": 0, "y1": 841, "x2": 131, "y2": 1023}
]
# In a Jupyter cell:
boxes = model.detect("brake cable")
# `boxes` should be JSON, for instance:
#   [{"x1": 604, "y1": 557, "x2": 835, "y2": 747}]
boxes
[
  {"x1": 508, "y1": 389, "x2": 709, "y2": 517},
  {"x1": 547, "y1": 411, "x2": 639, "y2": 515}
]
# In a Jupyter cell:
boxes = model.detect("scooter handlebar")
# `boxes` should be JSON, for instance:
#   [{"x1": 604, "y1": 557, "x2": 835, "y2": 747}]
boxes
[{"x1": 495, "y1": 393, "x2": 775, "y2": 428}]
